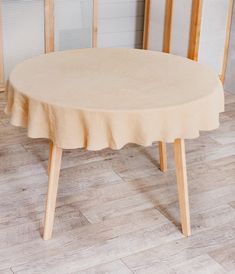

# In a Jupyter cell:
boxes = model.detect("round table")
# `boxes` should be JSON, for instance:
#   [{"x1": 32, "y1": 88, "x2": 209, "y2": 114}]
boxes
[{"x1": 6, "y1": 48, "x2": 224, "y2": 240}]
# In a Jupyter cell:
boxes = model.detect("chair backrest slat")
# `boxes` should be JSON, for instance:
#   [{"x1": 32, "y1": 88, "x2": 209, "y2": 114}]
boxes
[{"x1": 44, "y1": 0, "x2": 54, "y2": 53}]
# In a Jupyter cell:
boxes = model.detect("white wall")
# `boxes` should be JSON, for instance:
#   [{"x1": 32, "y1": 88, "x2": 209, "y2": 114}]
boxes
[
  {"x1": 2, "y1": 0, "x2": 45, "y2": 79},
  {"x1": 54, "y1": 0, "x2": 93, "y2": 51},
  {"x1": 97, "y1": 0, "x2": 144, "y2": 48},
  {"x1": 148, "y1": 0, "x2": 165, "y2": 51},
  {"x1": 198, "y1": 0, "x2": 230, "y2": 75},
  {"x1": 170, "y1": 0, "x2": 192, "y2": 57}
]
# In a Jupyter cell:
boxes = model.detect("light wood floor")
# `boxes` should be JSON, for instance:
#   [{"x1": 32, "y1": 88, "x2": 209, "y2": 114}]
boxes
[{"x1": 0, "y1": 91, "x2": 235, "y2": 274}]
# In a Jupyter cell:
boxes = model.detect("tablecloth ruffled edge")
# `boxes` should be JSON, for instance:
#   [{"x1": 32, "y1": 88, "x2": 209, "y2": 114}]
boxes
[{"x1": 5, "y1": 83, "x2": 224, "y2": 150}]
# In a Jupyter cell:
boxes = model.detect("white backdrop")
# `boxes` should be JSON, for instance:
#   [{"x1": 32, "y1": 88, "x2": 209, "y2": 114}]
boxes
[
  {"x1": 97, "y1": 0, "x2": 144, "y2": 48},
  {"x1": 199, "y1": 0, "x2": 229, "y2": 74},
  {"x1": 54, "y1": 0, "x2": 93, "y2": 51},
  {"x1": 2, "y1": 0, "x2": 45, "y2": 79}
]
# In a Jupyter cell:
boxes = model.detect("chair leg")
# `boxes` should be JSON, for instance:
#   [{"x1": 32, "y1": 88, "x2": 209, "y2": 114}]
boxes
[
  {"x1": 43, "y1": 143, "x2": 63, "y2": 240},
  {"x1": 173, "y1": 138, "x2": 191, "y2": 236},
  {"x1": 159, "y1": 141, "x2": 167, "y2": 172}
]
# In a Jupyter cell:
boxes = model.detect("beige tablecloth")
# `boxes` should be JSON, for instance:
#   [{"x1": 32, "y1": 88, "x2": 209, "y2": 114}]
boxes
[{"x1": 5, "y1": 48, "x2": 224, "y2": 150}]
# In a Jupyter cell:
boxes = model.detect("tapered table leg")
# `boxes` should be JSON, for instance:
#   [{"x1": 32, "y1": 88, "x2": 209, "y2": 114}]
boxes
[
  {"x1": 159, "y1": 141, "x2": 167, "y2": 172},
  {"x1": 43, "y1": 143, "x2": 63, "y2": 240},
  {"x1": 48, "y1": 141, "x2": 53, "y2": 175},
  {"x1": 173, "y1": 138, "x2": 191, "y2": 236}
]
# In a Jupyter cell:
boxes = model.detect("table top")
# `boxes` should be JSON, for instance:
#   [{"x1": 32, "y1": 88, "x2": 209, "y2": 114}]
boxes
[
  {"x1": 9, "y1": 48, "x2": 222, "y2": 110},
  {"x1": 6, "y1": 48, "x2": 224, "y2": 149}
]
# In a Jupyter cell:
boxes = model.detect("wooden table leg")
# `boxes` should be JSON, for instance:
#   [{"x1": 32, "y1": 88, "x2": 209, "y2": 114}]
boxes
[
  {"x1": 159, "y1": 141, "x2": 167, "y2": 172},
  {"x1": 48, "y1": 141, "x2": 53, "y2": 175},
  {"x1": 43, "y1": 143, "x2": 63, "y2": 240},
  {"x1": 173, "y1": 138, "x2": 191, "y2": 236}
]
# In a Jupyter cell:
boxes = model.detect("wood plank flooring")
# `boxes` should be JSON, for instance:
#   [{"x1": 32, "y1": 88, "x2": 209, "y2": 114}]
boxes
[{"x1": 0, "y1": 91, "x2": 235, "y2": 274}]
